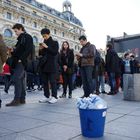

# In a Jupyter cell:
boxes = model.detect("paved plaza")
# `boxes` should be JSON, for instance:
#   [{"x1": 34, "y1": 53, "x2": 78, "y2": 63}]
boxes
[{"x1": 0, "y1": 86, "x2": 140, "y2": 140}]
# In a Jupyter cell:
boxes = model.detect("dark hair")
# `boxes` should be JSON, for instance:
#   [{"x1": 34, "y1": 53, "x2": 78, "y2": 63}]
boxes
[
  {"x1": 124, "y1": 52, "x2": 129, "y2": 58},
  {"x1": 41, "y1": 28, "x2": 50, "y2": 35},
  {"x1": 79, "y1": 35, "x2": 87, "y2": 41},
  {"x1": 61, "y1": 41, "x2": 70, "y2": 51},
  {"x1": 106, "y1": 43, "x2": 113, "y2": 49},
  {"x1": 12, "y1": 23, "x2": 25, "y2": 31},
  {"x1": 130, "y1": 54, "x2": 135, "y2": 58}
]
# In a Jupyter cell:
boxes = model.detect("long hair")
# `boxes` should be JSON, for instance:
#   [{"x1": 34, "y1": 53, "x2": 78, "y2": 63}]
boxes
[{"x1": 61, "y1": 41, "x2": 70, "y2": 53}]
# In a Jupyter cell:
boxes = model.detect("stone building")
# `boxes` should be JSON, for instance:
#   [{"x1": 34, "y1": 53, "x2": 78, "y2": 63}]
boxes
[{"x1": 0, "y1": 0, "x2": 85, "y2": 53}]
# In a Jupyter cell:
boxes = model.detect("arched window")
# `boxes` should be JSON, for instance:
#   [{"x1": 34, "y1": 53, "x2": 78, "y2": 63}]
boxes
[
  {"x1": 4, "y1": 29, "x2": 12, "y2": 37},
  {"x1": 33, "y1": 36, "x2": 38, "y2": 44}
]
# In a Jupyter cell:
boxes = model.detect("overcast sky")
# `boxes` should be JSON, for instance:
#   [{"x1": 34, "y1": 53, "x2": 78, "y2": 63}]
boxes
[{"x1": 37, "y1": 0, "x2": 140, "y2": 49}]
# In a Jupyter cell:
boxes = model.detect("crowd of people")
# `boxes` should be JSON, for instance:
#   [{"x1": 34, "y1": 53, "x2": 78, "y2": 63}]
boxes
[{"x1": 0, "y1": 23, "x2": 140, "y2": 107}]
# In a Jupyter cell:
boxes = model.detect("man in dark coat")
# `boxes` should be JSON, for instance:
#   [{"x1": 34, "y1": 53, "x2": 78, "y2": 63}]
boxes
[
  {"x1": 39, "y1": 28, "x2": 59, "y2": 104},
  {"x1": 6, "y1": 23, "x2": 33, "y2": 106},
  {"x1": 105, "y1": 43, "x2": 120, "y2": 95}
]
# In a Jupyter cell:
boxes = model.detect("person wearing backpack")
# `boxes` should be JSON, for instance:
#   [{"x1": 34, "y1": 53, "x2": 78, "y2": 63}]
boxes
[{"x1": 6, "y1": 23, "x2": 33, "y2": 106}]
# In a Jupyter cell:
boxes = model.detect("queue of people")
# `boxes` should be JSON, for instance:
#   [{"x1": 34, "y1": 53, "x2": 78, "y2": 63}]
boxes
[{"x1": 0, "y1": 23, "x2": 140, "y2": 108}]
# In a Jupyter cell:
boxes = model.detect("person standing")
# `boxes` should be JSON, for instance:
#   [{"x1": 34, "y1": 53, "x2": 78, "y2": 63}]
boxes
[
  {"x1": 0, "y1": 34, "x2": 7, "y2": 108},
  {"x1": 6, "y1": 23, "x2": 33, "y2": 106},
  {"x1": 76, "y1": 35, "x2": 95, "y2": 97},
  {"x1": 39, "y1": 28, "x2": 59, "y2": 104},
  {"x1": 105, "y1": 43, "x2": 120, "y2": 95},
  {"x1": 59, "y1": 41, "x2": 74, "y2": 98}
]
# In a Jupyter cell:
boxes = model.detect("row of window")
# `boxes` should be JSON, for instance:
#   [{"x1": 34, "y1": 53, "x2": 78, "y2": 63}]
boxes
[
  {"x1": 4, "y1": 29, "x2": 38, "y2": 43},
  {"x1": 4, "y1": 29, "x2": 80, "y2": 50}
]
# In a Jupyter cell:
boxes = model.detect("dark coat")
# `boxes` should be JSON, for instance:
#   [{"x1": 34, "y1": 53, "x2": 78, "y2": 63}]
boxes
[
  {"x1": 40, "y1": 37, "x2": 59, "y2": 73},
  {"x1": 105, "y1": 49, "x2": 120, "y2": 73},
  {"x1": 10, "y1": 32, "x2": 33, "y2": 69},
  {"x1": 60, "y1": 49, "x2": 74, "y2": 74}
]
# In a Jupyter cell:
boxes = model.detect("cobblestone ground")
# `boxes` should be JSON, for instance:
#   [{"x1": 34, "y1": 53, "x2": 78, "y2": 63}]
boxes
[{"x1": 0, "y1": 85, "x2": 140, "y2": 140}]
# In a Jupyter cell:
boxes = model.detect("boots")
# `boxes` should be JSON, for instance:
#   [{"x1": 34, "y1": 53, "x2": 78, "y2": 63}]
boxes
[
  {"x1": 6, "y1": 99, "x2": 21, "y2": 107},
  {"x1": 59, "y1": 93, "x2": 66, "y2": 98},
  {"x1": 20, "y1": 99, "x2": 26, "y2": 104}
]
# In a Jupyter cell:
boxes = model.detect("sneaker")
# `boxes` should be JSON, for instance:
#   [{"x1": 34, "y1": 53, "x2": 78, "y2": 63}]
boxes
[
  {"x1": 39, "y1": 98, "x2": 50, "y2": 103},
  {"x1": 48, "y1": 97, "x2": 57, "y2": 104}
]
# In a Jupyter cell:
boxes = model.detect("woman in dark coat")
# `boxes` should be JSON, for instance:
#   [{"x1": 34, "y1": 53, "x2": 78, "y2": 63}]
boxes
[{"x1": 59, "y1": 41, "x2": 74, "y2": 98}]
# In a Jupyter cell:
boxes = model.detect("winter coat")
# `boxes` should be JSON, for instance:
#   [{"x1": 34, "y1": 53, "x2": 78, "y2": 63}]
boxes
[
  {"x1": 105, "y1": 49, "x2": 121, "y2": 73},
  {"x1": 60, "y1": 49, "x2": 74, "y2": 74},
  {"x1": 10, "y1": 32, "x2": 33, "y2": 69},
  {"x1": 40, "y1": 36, "x2": 59, "y2": 73},
  {"x1": 79, "y1": 42, "x2": 95, "y2": 67}
]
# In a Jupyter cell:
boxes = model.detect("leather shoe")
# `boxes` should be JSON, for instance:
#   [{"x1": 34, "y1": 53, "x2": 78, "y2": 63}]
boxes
[{"x1": 6, "y1": 99, "x2": 20, "y2": 107}]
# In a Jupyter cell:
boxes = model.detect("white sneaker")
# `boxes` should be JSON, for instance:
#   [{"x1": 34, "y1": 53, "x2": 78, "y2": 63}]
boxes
[
  {"x1": 39, "y1": 98, "x2": 50, "y2": 103},
  {"x1": 48, "y1": 97, "x2": 57, "y2": 104}
]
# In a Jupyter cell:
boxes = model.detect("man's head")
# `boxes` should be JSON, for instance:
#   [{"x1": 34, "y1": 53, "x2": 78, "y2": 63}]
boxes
[
  {"x1": 124, "y1": 52, "x2": 130, "y2": 60},
  {"x1": 106, "y1": 43, "x2": 113, "y2": 50},
  {"x1": 79, "y1": 35, "x2": 87, "y2": 46},
  {"x1": 12, "y1": 23, "x2": 25, "y2": 37},
  {"x1": 41, "y1": 28, "x2": 50, "y2": 40}
]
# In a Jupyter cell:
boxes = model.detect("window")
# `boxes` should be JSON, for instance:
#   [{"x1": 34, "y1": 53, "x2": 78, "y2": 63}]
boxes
[
  {"x1": 21, "y1": 17, "x2": 25, "y2": 24},
  {"x1": 53, "y1": 20, "x2": 56, "y2": 23},
  {"x1": 44, "y1": 16, "x2": 47, "y2": 19},
  {"x1": 33, "y1": 22, "x2": 37, "y2": 28},
  {"x1": 4, "y1": 29, "x2": 12, "y2": 37},
  {"x1": 33, "y1": 11, "x2": 37, "y2": 15},
  {"x1": 33, "y1": 36, "x2": 38, "y2": 44},
  {"x1": 61, "y1": 23, "x2": 64, "y2": 27},
  {"x1": 20, "y1": 6, "x2": 25, "y2": 10},
  {"x1": 75, "y1": 45, "x2": 77, "y2": 50},
  {"x1": 6, "y1": 0, "x2": 11, "y2": 4},
  {"x1": 62, "y1": 32, "x2": 65, "y2": 37},
  {"x1": 6, "y1": 12, "x2": 11, "y2": 20},
  {"x1": 54, "y1": 29, "x2": 57, "y2": 34},
  {"x1": 73, "y1": 36, "x2": 75, "y2": 40}
]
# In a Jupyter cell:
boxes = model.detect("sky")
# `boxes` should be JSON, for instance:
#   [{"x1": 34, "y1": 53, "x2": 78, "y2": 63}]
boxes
[{"x1": 37, "y1": 0, "x2": 140, "y2": 49}]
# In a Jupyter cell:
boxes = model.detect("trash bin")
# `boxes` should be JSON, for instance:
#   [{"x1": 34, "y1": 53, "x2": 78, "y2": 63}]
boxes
[{"x1": 79, "y1": 108, "x2": 107, "y2": 138}]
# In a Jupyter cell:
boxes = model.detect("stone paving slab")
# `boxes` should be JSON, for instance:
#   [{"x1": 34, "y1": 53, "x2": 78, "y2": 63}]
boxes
[{"x1": 0, "y1": 86, "x2": 140, "y2": 140}]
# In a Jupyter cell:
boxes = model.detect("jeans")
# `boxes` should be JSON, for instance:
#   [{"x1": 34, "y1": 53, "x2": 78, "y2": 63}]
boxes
[
  {"x1": 13, "y1": 63, "x2": 26, "y2": 100},
  {"x1": 81, "y1": 66, "x2": 93, "y2": 97},
  {"x1": 108, "y1": 72, "x2": 116, "y2": 92},
  {"x1": 62, "y1": 73, "x2": 73, "y2": 95},
  {"x1": 41, "y1": 72, "x2": 57, "y2": 98},
  {"x1": 98, "y1": 75, "x2": 105, "y2": 92}
]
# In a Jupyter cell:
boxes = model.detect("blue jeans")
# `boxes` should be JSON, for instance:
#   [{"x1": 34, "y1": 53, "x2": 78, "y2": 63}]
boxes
[
  {"x1": 98, "y1": 76, "x2": 105, "y2": 92},
  {"x1": 13, "y1": 63, "x2": 26, "y2": 100},
  {"x1": 108, "y1": 72, "x2": 116, "y2": 92},
  {"x1": 81, "y1": 66, "x2": 93, "y2": 97}
]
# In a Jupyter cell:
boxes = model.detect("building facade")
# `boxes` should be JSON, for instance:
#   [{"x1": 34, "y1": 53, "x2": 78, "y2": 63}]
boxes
[{"x1": 0, "y1": 0, "x2": 85, "y2": 53}]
